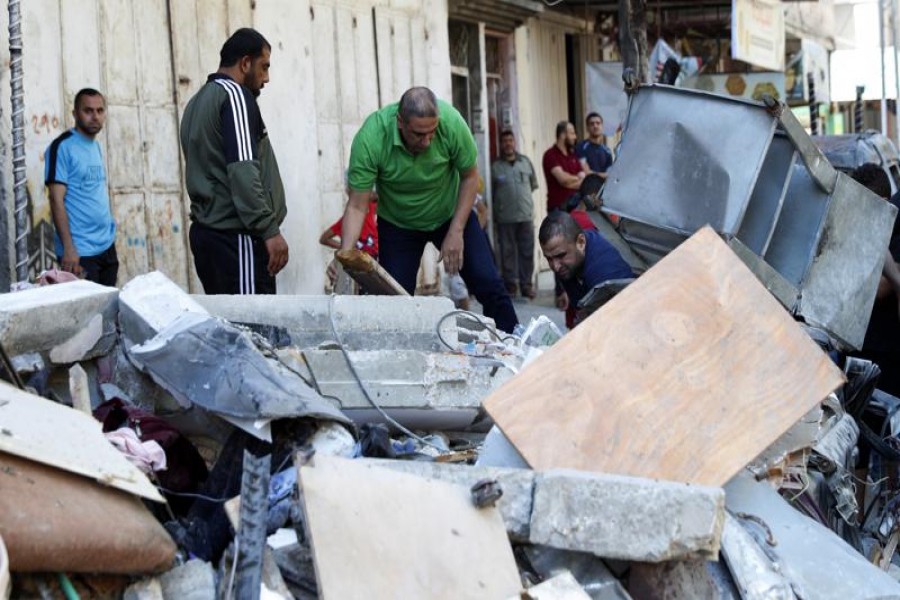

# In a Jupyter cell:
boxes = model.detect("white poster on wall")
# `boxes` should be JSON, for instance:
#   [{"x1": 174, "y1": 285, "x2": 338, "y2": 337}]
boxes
[
  {"x1": 732, "y1": 0, "x2": 785, "y2": 72},
  {"x1": 585, "y1": 62, "x2": 629, "y2": 137}
]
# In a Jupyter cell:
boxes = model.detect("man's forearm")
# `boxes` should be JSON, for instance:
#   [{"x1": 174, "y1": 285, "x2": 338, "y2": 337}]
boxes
[
  {"x1": 339, "y1": 191, "x2": 372, "y2": 251},
  {"x1": 48, "y1": 185, "x2": 76, "y2": 253},
  {"x1": 451, "y1": 168, "x2": 479, "y2": 231}
]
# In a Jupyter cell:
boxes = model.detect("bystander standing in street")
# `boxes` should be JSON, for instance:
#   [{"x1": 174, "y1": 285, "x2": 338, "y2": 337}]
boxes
[
  {"x1": 542, "y1": 121, "x2": 584, "y2": 213},
  {"x1": 491, "y1": 129, "x2": 538, "y2": 299},
  {"x1": 45, "y1": 88, "x2": 118, "y2": 286},
  {"x1": 576, "y1": 112, "x2": 613, "y2": 178}
]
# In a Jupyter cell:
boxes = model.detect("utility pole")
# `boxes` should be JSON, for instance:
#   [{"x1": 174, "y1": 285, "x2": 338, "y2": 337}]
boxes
[{"x1": 619, "y1": 0, "x2": 648, "y2": 82}]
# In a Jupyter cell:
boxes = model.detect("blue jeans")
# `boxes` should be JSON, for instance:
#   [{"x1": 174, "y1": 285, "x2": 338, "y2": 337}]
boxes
[{"x1": 378, "y1": 213, "x2": 519, "y2": 333}]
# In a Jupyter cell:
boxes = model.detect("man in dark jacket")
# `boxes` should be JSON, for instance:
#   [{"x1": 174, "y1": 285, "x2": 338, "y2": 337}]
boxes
[{"x1": 180, "y1": 28, "x2": 288, "y2": 294}]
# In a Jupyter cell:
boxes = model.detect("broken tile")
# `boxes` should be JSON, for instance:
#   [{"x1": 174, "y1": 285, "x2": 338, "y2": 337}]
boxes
[
  {"x1": 484, "y1": 227, "x2": 845, "y2": 486},
  {"x1": 298, "y1": 455, "x2": 521, "y2": 599},
  {"x1": 529, "y1": 470, "x2": 724, "y2": 562},
  {"x1": 0, "y1": 280, "x2": 117, "y2": 358}
]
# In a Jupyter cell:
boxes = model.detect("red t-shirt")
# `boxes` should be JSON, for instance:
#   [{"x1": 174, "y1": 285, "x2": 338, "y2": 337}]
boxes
[
  {"x1": 330, "y1": 202, "x2": 379, "y2": 257},
  {"x1": 542, "y1": 145, "x2": 582, "y2": 212}
]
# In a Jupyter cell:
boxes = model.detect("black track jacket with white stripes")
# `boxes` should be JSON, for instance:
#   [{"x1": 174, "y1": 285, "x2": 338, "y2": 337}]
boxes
[{"x1": 180, "y1": 73, "x2": 287, "y2": 240}]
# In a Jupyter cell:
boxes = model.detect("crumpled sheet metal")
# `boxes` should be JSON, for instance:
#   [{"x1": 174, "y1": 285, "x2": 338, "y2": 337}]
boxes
[{"x1": 128, "y1": 313, "x2": 350, "y2": 424}]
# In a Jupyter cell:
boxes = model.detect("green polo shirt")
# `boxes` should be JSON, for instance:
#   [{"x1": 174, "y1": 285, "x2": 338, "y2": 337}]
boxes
[{"x1": 348, "y1": 99, "x2": 477, "y2": 231}]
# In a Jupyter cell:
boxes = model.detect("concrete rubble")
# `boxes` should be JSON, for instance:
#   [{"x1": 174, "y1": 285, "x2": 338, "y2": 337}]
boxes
[{"x1": 2, "y1": 90, "x2": 900, "y2": 599}]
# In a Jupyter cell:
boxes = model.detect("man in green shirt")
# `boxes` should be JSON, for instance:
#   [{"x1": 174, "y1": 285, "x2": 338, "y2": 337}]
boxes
[
  {"x1": 491, "y1": 129, "x2": 538, "y2": 299},
  {"x1": 337, "y1": 87, "x2": 518, "y2": 332}
]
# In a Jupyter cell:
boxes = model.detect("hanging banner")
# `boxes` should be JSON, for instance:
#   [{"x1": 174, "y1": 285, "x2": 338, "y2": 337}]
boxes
[
  {"x1": 732, "y1": 0, "x2": 785, "y2": 72},
  {"x1": 585, "y1": 62, "x2": 630, "y2": 137}
]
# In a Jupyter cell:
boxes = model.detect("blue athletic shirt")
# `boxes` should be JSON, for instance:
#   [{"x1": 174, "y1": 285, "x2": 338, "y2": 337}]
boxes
[
  {"x1": 44, "y1": 129, "x2": 116, "y2": 257},
  {"x1": 561, "y1": 229, "x2": 635, "y2": 309}
]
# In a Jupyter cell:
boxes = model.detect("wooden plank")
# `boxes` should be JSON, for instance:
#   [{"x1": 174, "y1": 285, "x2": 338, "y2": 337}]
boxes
[
  {"x1": 336, "y1": 249, "x2": 408, "y2": 295},
  {"x1": 298, "y1": 455, "x2": 521, "y2": 600},
  {"x1": 0, "y1": 381, "x2": 164, "y2": 501},
  {"x1": 483, "y1": 227, "x2": 845, "y2": 487}
]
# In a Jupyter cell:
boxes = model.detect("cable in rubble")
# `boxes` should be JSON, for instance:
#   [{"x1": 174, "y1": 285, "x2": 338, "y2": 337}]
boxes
[{"x1": 326, "y1": 294, "x2": 446, "y2": 453}]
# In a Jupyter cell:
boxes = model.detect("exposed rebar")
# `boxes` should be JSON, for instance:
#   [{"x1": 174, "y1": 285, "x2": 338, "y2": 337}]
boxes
[{"x1": 9, "y1": 0, "x2": 28, "y2": 283}]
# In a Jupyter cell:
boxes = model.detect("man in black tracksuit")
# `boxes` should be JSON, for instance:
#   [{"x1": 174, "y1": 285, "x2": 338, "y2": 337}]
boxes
[{"x1": 180, "y1": 28, "x2": 288, "y2": 294}]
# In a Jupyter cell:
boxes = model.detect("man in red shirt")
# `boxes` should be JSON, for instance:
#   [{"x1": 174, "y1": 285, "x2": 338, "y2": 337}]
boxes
[
  {"x1": 541, "y1": 121, "x2": 584, "y2": 212},
  {"x1": 320, "y1": 199, "x2": 379, "y2": 258}
]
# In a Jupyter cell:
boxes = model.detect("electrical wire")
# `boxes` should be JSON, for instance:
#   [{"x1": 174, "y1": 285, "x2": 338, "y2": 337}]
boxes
[
  {"x1": 327, "y1": 295, "x2": 446, "y2": 453},
  {"x1": 435, "y1": 309, "x2": 517, "y2": 352}
]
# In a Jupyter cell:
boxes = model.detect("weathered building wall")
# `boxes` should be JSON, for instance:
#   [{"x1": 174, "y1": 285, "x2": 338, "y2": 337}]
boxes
[{"x1": 0, "y1": 0, "x2": 450, "y2": 294}]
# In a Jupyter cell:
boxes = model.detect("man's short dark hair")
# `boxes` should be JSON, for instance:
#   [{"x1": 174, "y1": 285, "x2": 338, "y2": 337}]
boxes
[
  {"x1": 555, "y1": 121, "x2": 570, "y2": 139},
  {"x1": 579, "y1": 174, "x2": 603, "y2": 197},
  {"x1": 539, "y1": 211, "x2": 584, "y2": 245},
  {"x1": 219, "y1": 28, "x2": 271, "y2": 68},
  {"x1": 74, "y1": 88, "x2": 104, "y2": 111},
  {"x1": 398, "y1": 87, "x2": 438, "y2": 121},
  {"x1": 500, "y1": 129, "x2": 515, "y2": 140},
  {"x1": 585, "y1": 112, "x2": 602, "y2": 124},
  {"x1": 851, "y1": 163, "x2": 891, "y2": 198}
]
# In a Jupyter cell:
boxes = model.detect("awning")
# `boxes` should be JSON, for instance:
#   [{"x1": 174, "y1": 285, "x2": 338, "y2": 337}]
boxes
[{"x1": 448, "y1": 0, "x2": 544, "y2": 33}]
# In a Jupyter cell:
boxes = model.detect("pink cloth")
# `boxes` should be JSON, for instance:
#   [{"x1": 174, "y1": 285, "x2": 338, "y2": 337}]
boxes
[
  {"x1": 105, "y1": 427, "x2": 167, "y2": 474},
  {"x1": 38, "y1": 268, "x2": 80, "y2": 285}
]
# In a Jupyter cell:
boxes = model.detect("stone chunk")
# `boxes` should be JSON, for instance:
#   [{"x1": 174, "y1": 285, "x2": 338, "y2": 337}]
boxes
[
  {"x1": 0, "y1": 280, "x2": 117, "y2": 357},
  {"x1": 363, "y1": 458, "x2": 536, "y2": 541},
  {"x1": 530, "y1": 470, "x2": 725, "y2": 562},
  {"x1": 159, "y1": 559, "x2": 216, "y2": 600},
  {"x1": 123, "y1": 578, "x2": 163, "y2": 600},
  {"x1": 511, "y1": 571, "x2": 591, "y2": 599},
  {"x1": 119, "y1": 271, "x2": 207, "y2": 345}
]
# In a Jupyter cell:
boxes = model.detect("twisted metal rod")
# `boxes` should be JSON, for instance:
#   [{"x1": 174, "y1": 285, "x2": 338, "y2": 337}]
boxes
[{"x1": 9, "y1": 0, "x2": 28, "y2": 283}]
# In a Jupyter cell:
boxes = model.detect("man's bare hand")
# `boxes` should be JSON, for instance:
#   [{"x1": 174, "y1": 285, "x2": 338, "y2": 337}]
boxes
[
  {"x1": 61, "y1": 248, "x2": 83, "y2": 277},
  {"x1": 440, "y1": 228, "x2": 465, "y2": 275},
  {"x1": 555, "y1": 291, "x2": 569, "y2": 311},
  {"x1": 265, "y1": 233, "x2": 289, "y2": 276}
]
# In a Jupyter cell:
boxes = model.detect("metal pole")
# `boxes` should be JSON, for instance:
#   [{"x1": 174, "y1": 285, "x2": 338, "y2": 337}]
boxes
[
  {"x1": 881, "y1": 0, "x2": 890, "y2": 136},
  {"x1": 8, "y1": 0, "x2": 28, "y2": 283}
]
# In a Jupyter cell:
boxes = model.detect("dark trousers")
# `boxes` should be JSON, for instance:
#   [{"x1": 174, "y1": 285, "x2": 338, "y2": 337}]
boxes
[
  {"x1": 497, "y1": 221, "x2": 534, "y2": 290},
  {"x1": 189, "y1": 223, "x2": 276, "y2": 294},
  {"x1": 69, "y1": 242, "x2": 119, "y2": 287},
  {"x1": 378, "y1": 213, "x2": 519, "y2": 333}
]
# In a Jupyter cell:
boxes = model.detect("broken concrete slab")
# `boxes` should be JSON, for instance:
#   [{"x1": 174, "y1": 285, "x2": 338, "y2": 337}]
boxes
[
  {"x1": 298, "y1": 455, "x2": 521, "y2": 599},
  {"x1": 49, "y1": 313, "x2": 104, "y2": 364},
  {"x1": 360, "y1": 458, "x2": 537, "y2": 541},
  {"x1": 512, "y1": 571, "x2": 591, "y2": 599},
  {"x1": 194, "y1": 293, "x2": 459, "y2": 351},
  {"x1": 522, "y1": 546, "x2": 633, "y2": 600},
  {"x1": 530, "y1": 470, "x2": 724, "y2": 562},
  {"x1": 119, "y1": 271, "x2": 208, "y2": 346},
  {"x1": 725, "y1": 471, "x2": 900, "y2": 598},
  {"x1": 0, "y1": 381, "x2": 162, "y2": 501},
  {"x1": 0, "y1": 279, "x2": 117, "y2": 358},
  {"x1": 484, "y1": 227, "x2": 845, "y2": 486},
  {"x1": 299, "y1": 348, "x2": 511, "y2": 429},
  {"x1": 0, "y1": 452, "x2": 175, "y2": 573},
  {"x1": 720, "y1": 513, "x2": 796, "y2": 599},
  {"x1": 159, "y1": 559, "x2": 216, "y2": 600}
]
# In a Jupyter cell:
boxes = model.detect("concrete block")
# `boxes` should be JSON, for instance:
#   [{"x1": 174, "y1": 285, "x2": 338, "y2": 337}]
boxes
[
  {"x1": 159, "y1": 559, "x2": 216, "y2": 600},
  {"x1": 628, "y1": 560, "x2": 739, "y2": 600},
  {"x1": 362, "y1": 459, "x2": 537, "y2": 541},
  {"x1": 194, "y1": 294, "x2": 458, "y2": 351},
  {"x1": 123, "y1": 577, "x2": 164, "y2": 600},
  {"x1": 0, "y1": 280, "x2": 117, "y2": 357},
  {"x1": 49, "y1": 313, "x2": 105, "y2": 364},
  {"x1": 530, "y1": 471, "x2": 725, "y2": 562},
  {"x1": 119, "y1": 271, "x2": 208, "y2": 345},
  {"x1": 720, "y1": 513, "x2": 796, "y2": 599}
]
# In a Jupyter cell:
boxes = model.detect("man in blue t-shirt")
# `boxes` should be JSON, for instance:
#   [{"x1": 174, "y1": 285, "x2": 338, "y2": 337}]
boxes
[
  {"x1": 575, "y1": 112, "x2": 613, "y2": 178},
  {"x1": 539, "y1": 210, "x2": 634, "y2": 327},
  {"x1": 44, "y1": 88, "x2": 118, "y2": 286}
]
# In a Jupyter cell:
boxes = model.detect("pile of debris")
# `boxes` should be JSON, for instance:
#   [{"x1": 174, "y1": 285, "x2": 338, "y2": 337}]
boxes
[{"x1": 1, "y1": 87, "x2": 900, "y2": 599}]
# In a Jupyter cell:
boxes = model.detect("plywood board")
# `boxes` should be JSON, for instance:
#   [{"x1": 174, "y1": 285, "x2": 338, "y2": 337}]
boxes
[
  {"x1": 483, "y1": 227, "x2": 845, "y2": 487},
  {"x1": 0, "y1": 382, "x2": 163, "y2": 502},
  {"x1": 298, "y1": 455, "x2": 521, "y2": 600},
  {"x1": 336, "y1": 249, "x2": 408, "y2": 295}
]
